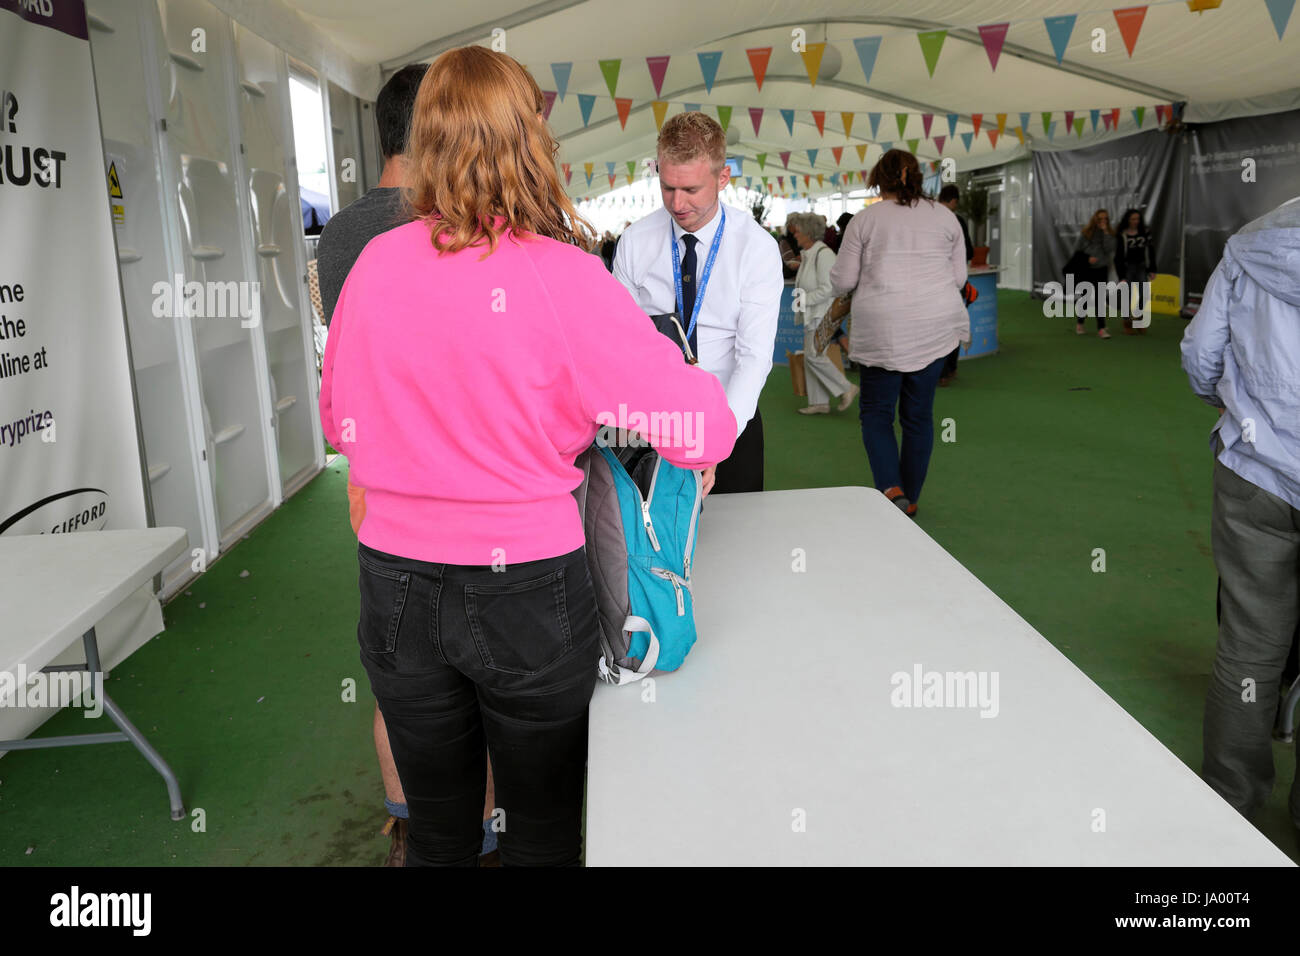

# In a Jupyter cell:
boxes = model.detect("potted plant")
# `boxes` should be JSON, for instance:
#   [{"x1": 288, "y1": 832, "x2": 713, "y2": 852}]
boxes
[{"x1": 957, "y1": 178, "x2": 990, "y2": 266}]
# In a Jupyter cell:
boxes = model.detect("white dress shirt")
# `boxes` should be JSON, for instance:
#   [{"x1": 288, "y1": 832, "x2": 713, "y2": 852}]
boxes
[{"x1": 613, "y1": 203, "x2": 784, "y2": 439}]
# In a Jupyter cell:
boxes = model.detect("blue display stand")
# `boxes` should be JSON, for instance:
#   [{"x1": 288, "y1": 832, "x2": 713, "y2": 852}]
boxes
[
  {"x1": 960, "y1": 268, "x2": 999, "y2": 359},
  {"x1": 773, "y1": 283, "x2": 802, "y2": 365}
]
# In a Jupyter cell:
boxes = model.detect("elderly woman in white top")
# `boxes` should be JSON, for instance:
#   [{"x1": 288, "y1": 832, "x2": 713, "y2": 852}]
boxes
[
  {"x1": 786, "y1": 212, "x2": 859, "y2": 415},
  {"x1": 829, "y1": 149, "x2": 969, "y2": 517}
]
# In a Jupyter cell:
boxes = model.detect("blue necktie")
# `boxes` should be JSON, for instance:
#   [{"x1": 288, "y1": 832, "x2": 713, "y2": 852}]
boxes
[{"x1": 681, "y1": 233, "x2": 699, "y2": 357}]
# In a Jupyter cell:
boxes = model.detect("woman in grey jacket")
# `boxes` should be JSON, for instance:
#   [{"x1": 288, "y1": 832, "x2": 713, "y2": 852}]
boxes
[{"x1": 1075, "y1": 209, "x2": 1116, "y2": 338}]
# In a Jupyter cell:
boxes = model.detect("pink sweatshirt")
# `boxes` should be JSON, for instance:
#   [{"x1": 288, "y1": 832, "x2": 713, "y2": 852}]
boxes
[{"x1": 319, "y1": 220, "x2": 737, "y2": 565}]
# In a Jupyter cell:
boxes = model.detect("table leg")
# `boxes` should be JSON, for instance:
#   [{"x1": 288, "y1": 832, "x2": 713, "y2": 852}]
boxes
[{"x1": 82, "y1": 628, "x2": 187, "y2": 821}]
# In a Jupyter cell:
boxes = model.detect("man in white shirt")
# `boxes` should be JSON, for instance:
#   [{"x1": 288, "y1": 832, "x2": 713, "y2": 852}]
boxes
[{"x1": 613, "y1": 112, "x2": 784, "y2": 493}]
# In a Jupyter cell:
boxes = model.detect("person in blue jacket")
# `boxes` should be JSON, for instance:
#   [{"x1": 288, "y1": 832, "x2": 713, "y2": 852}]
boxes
[{"x1": 1181, "y1": 195, "x2": 1300, "y2": 831}]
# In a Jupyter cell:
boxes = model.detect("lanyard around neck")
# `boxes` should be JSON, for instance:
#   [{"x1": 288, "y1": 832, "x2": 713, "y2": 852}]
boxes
[{"x1": 671, "y1": 206, "x2": 726, "y2": 340}]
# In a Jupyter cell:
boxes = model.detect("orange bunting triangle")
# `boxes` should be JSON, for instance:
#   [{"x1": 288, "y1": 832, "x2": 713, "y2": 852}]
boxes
[
  {"x1": 615, "y1": 97, "x2": 633, "y2": 129},
  {"x1": 746, "y1": 47, "x2": 772, "y2": 90}
]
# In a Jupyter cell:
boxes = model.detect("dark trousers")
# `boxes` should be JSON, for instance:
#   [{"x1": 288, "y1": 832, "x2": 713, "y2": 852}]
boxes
[
  {"x1": 857, "y1": 355, "x2": 946, "y2": 502},
  {"x1": 1202, "y1": 460, "x2": 1300, "y2": 825},
  {"x1": 356, "y1": 542, "x2": 600, "y2": 866},
  {"x1": 1076, "y1": 266, "x2": 1109, "y2": 329},
  {"x1": 712, "y1": 409, "x2": 764, "y2": 494}
]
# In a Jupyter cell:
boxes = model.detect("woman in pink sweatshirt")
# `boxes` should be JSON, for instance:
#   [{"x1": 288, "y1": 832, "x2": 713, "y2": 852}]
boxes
[{"x1": 319, "y1": 47, "x2": 736, "y2": 867}]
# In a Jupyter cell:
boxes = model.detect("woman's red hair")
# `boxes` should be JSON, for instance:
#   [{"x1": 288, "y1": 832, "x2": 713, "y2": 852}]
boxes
[{"x1": 402, "y1": 46, "x2": 592, "y2": 255}]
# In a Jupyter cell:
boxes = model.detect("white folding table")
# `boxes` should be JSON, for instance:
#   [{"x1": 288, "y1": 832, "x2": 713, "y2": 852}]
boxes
[
  {"x1": 586, "y1": 488, "x2": 1293, "y2": 866},
  {"x1": 0, "y1": 527, "x2": 188, "y2": 820}
]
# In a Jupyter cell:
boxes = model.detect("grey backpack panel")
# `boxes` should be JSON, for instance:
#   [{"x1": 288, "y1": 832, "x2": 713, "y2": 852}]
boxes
[{"x1": 573, "y1": 445, "x2": 633, "y2": 671}]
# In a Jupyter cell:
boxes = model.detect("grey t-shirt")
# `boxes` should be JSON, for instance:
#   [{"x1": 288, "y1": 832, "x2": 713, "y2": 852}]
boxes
[{"x1": 316, "y1": 187, "x2": 409, "y2": 325}]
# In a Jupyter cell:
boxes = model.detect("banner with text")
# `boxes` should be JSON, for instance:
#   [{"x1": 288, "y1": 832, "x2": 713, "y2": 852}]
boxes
[
  {"x1": 1185, "y1": 108, "x2": 1300, "y2": 299},
  {"x1": 0, "y1": 0, "x2": 163, "y2": 746},
  {"x1": 1032, "y1": 129, "x2": 1184, "y2": 311}
]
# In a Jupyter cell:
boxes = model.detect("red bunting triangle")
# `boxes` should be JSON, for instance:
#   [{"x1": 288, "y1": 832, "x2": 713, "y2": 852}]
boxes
[
  {"x1": 812, "y1": 110, "x2": 826, "y2": 136},
  {"x1": 746, "y1": 47, "x2": 772, "y2": 90},
  {"x1": 988, "y1": 129, "x2": 1000, "y2": 149},
  {"x1": 1113, "y1": 7, "x2": 1148, "y2": 57},
  {"x1": 779, "y1": 150, "x2": 791, "y2": 169},
  {"x1": 1065, "y1": 110, "x2": 1075, "y2": 130},
  {"x1": 922, "y1": 114, "x2": 934, "y2": 138},
  {"x1": 1110, "y1": 107, "x2": 1121, "y2": 129},
  {"x1": 646, "y1": 56, "x2": 670, "y2": 97},
  {"x1": 614, "y1": 97, "x2": 633, "y2": 129},
  {"x1": 749, "y1": 107, "x2": 764, "y2": 136},
  {"x1": 608, "y1": 173, "x2": 617, "y2": 187},
  {"x1": 804, "y1": 174, "x2": 811, "y2": 187},
  {"x1": 831, "y1": 146, "x2": 844, "y2": 165},
  {"x1": 934, "y1": 135, "x2": 946, "y2": 153},
  {"x1": 972, "y1": 113, "x2": 983, "y2": 137},
  {"x1": 977, "y1": 23, "x2": 1010, "y2": 70}
]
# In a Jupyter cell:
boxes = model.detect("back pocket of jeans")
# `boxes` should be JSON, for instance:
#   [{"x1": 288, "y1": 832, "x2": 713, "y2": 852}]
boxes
[
  {"x1": 464, "y1": 568, "x2": 571, "y2": 676},
  {"x1": 357, "y1": 549, "x2": 411, "y2": 655}
]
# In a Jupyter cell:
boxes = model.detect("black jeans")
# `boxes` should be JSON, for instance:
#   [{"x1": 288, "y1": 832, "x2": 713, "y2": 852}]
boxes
[{"x1": 356, "y1": 541, "x2": 600, "y2": 866}]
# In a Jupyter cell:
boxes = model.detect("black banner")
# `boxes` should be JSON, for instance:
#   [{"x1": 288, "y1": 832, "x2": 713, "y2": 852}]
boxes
[
  {"x1": 1185, "y1": 108, "x2": 1300, "y2": 298},
  {"x1": 1032, "y1": 130, "x2": 1184, "y2": 298}
]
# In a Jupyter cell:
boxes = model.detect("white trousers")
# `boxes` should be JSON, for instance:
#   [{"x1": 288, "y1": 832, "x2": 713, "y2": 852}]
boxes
[{"x1": 802, "y1": 323, "x2": 853, "y2": 406}]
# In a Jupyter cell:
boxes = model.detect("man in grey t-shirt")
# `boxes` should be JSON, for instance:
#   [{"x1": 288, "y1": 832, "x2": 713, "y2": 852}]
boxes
[{"x1": 316, "y1": 65, "x2": 422, "y2": 325}]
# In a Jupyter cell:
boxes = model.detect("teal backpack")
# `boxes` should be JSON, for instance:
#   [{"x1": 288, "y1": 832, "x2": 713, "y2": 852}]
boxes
[{"x1": 572, "y1": 439, "x2": 702, "y2": 684}]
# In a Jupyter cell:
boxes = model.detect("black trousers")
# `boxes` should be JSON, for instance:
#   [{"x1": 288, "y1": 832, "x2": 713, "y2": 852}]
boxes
[
  {"x1": 356, "y1": 541, "x2": 600, "y2": 866},
  {"x1": 712, "y1": 409, "x2": 764, "y2": 494}
]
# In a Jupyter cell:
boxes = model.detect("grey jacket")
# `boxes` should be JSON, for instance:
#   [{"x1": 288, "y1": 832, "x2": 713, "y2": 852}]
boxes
[{"x1": 1076, "y1": 228, "x2": 1116, "y2": 265}]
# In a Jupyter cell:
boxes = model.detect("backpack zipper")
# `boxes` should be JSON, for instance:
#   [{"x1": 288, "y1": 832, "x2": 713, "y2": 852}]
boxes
[
  {"x1": 640, "y1": 457, "x2": 663, "y2": 552},
  {"x1": 682, "y1": 470, "x2": 702, "y2": 579},
  {"x1": 652, "y1": 567, "x2": 690, "y2": 616}
]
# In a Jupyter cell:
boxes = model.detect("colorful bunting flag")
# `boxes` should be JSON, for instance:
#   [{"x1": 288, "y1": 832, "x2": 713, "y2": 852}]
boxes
[
  {"x1": 652, "y1": 100, "x2": 669, "y2": 130},
  {"x1": 1044, "y1": 14, "x2": 1076, "y2": 64},
  {"x1": 812, "y1": 110, "x2": 826, "y2": 136},
  {"x1": 1064, "y1": 110, "x2": 1075, "y2": 130},
  {"x1": 961, "y1": 132, "x2": 973, "y2": 151},
  {"x1": 1133, "y1": 106, "x2": 1146, "y2": 127},
  {"x1": 922, "y1": 113, "x2": 934, "y2": 138},
  {"x1": 614, "y1": 98, "x2": 632, "y2": 129},
  {"x1": 598, "y1": 59, "x2": 621, "y2": 98},
  {"x1": 1042, "y1": 111, "x2": 1053, "y2": 134},
  {"x1": 841, "y1": 111, "x2": 855, "y2": 138},
  {"x1": 1265, "y1": 0, "x2": 1294, "y2": 38},
  {"x1": 646, "y1": 56, "x2": 670, "y2": 97},
  {"x1": 756, "y1": 153, "x2": 767, "y2": 170},
  {"x1": 578, "y1": 93, "x2": 596, "y2": 127},
  {"x1": 750, "y1": 107, "x2": 764, "y2": 136},
  {"x1": 551, "y1": 63, "x2": 571, "y2": 101},
  {"x1": 562, "y1": 162, "x2": 571, "y2": 185},
  {"x1": 807, "y1": 148, "x2": 819, "y2": 167},
  {"x1": 801, "y1": 42, "x2": 826, "y2": 86},
  {"x1": 697, "y1": 52, "x2": 722, "y2": 93},
  {"x1": 896, "y1": 113, "x2": 908, "y2": 137},
  {"x1": 906, "y1": 138, "x2": 919, "y2": 154},
  {"x1": 1019, "y1": 111, "x2": 1030, "y2": 133},
  {"x1": 747, "y1": 47, "x2": 772, "y2": 90},
  {"x1": 971, "y1": 113, "x2": 983, "y2": 137},
  {"x1": 1090, "y1": 108, "x2": 1100, "y2": 131},
  {"x1": 856, "y1": 143, "x2": 869, "y2": 163},
  {"x1": 988, "y1": 129, "x2": 1000, "y2": 149},
  {"x1": 779, "y1": 150, "x2": 791, "y2": 169},
  {"x1": 947, "y1": 113, "x2": 958, "y2": 138},
  {"x1": 832, "y1": 146, "x2": 843, "y2": 165},
  {"x1": 996, "y1": 113, "x2": 1007, "y2": 134},
  {"x1": 781, "y1": 109, "x2": 795, "y2": 135},
  {"x1": 541, "y1": 90, "x2": 556, "y2": 120},
  {"x1": 978, "y1": 23, "x2": 1010, "y2": 70},
  {"x1": 1113, "y1": 7, "x2": 1148, "y2": 57},
  {"x1": 917, "y1": 30, "x2": 947, "y2": 77},
  {"x1": 853, "y1": 36, "x2": 882, "y2": 83},
  {"x1": 1075, "y1": 117, "x2": 1085, "y2": 137},
  {"x1": 869, "y1": 112, "x2": 882, "y2": 139},
  {"x1": 716, "y1": 105, "x2": 732, "y2": 131},
  {"x1": 934, "y1": 135, "x2": 946, "y2": 152}
]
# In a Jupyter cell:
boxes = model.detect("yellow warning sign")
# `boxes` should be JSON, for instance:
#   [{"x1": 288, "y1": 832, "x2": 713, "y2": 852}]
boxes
[{"x1": 107, "y1": 161, "x2": 123, "y2": 199}]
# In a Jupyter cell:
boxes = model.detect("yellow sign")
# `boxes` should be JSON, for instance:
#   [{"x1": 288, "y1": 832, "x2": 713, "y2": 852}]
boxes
[{"x1": 107, "y1": 161, "x2": 123, "y2": 199}]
